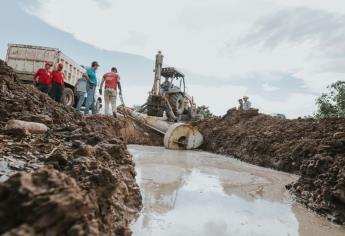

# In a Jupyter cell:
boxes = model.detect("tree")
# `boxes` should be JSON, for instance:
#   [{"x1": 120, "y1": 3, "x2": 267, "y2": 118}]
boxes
[
  {"x1": 315, "y1": 81, "x2": 345, "y2": 118},
  {"x1": 196, "y1": 105, "x2": 214, "y2": 118}
]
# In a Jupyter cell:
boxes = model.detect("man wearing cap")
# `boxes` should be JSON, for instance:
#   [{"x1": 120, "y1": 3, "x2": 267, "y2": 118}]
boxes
[
  {"x1": 99, "y1": 67, "x2": 122, "y2": 116},
  {"x1": 50, "y1": 63, "x2": 65, "y2": 103},
  {"x1": 33, "y1": 62, "x2": 53, "y2": 94},
  {"x1": 243, "y1": 96, "x2": 252, "y2": 110},
  {"x1": 84, "y1": 61, "x2": 99, "y2": 114}
]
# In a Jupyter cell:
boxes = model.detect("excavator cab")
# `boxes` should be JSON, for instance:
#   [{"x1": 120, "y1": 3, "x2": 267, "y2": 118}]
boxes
[{"x1": 160, "y1": 67, "x2": 186, "y2": 95}]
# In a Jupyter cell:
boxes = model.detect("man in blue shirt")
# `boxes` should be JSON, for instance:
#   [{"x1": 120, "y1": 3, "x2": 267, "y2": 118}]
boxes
[{"x1": 84, "y1": 61, "x2": 99, "y2": 114}]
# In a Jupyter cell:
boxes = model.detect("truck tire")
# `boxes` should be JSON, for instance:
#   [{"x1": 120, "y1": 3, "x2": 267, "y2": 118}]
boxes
[
  {"x1": 62, "y1": 88, "x2": 75, "y2": 107},
  {"x1": 168, "y1": 93, "x2": 185, "y2": 115}
]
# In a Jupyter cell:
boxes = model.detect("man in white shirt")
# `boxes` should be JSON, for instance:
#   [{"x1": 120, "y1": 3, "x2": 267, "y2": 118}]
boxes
[{"x1": 74, "y1": 73, "x2": 89, "y2": 111}]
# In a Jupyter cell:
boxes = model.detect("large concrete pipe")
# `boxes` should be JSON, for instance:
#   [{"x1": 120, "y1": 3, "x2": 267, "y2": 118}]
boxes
[
  {"x1": 121, "y1": 108, "x2": 203, "y2": 150},
  {"x1": 164, "y1": 123, "x2": 203, "y2": 150}
]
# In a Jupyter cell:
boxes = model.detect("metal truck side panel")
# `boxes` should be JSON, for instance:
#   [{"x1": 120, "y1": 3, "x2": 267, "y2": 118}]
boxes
[
  {"x1": 6, "y1": 44, "x2": 58, "y2": 74},
  {"x1": 6, "y1": 44, "x2": 85, "y2": 86},
  {"x1": 56, "y1": 51, "x2": 85, "y2": 87}
]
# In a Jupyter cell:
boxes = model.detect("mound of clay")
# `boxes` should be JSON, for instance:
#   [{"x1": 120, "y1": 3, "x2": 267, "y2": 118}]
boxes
[
  {"x1": 0, "y1": 59, "x2": 142, "y2": 235},
  {"x1": 194, "y1": 108, "x2": 345, "y2": 225},
  {"x1": 85, "y1": 115, "x2": 163, "y2": 146},
  {"x1": 0, "y1": 168, "x2": 97, "y2": 235}
]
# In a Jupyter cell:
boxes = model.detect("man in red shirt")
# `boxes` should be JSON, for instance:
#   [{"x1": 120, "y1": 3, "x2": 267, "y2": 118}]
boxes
[
  {"x1": 99, "y1": 67, "x2": 122, "y2": 116},
  {"x1": 50, "y1": 63, "x2": 65, "y2": 103},
  {"x1": 33, "y1": 61, "x2": 53, "y2": 94}
]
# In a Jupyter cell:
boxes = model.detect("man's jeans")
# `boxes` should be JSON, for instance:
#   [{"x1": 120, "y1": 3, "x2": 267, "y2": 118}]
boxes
[
  {"x1": 50, "y1": 82, "x2": 64, "y2": 103},
  {"x1": 37, "y1": 84, "x2": 50, "y2": 94},
  {"x1": 76, "y1": 91, "x2": 86, "y2": 111},
  {"x1": 104, "y1": 88, "x2": 117, "y2": 115},
  {"x1": 84, "y1": 85, "x2": 96, "y2": 114}
]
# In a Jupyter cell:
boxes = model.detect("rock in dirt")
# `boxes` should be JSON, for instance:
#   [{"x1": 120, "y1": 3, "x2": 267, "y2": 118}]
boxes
[
  {"x1": 194, "y1": 108, "x2": 345, "y2": 225},
  {"x1": 20, "y1": 114, "x2": 53, "y2": 125},
  {"x1": 5, "y1": 119, "x2": 48, "y2": 134}
]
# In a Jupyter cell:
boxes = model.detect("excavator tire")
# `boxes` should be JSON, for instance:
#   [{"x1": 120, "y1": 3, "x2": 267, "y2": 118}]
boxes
[
  {"x1": 168, "y1": 93, "x2": 185, "y2": 115},
  {"x1": 147, "y1": 95, "x2": 164, "y2": 117}
]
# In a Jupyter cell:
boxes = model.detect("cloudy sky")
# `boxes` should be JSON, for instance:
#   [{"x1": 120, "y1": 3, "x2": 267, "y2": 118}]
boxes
[{"x1": 3, "y1": 0, "x2": 345, "y2": 117}]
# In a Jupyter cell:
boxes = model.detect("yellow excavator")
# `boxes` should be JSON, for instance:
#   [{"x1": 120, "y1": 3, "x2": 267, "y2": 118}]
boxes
[{"x1": 140, "y1": 51, "x2": 199, "y2": 121}]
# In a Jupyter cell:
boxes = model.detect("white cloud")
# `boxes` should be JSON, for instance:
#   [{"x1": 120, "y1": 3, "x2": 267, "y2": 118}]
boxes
[
  {"x1": 187, "y1": 85, "x2": 248, "y2": 115},
  {"x1": 262, "y1": 83, "x2": 279, "y2": 92},
  {"x1": 22, "y1": 0, "x2": 345, "y2": 117},
  {"x1": 252, "y1": 93, "x2": 317, "y2": 118}
]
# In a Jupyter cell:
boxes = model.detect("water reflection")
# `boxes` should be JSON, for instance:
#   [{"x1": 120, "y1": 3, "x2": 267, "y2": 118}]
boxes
[{"x1": 129, "y1": 145, "x2": 345, "y2": 236}]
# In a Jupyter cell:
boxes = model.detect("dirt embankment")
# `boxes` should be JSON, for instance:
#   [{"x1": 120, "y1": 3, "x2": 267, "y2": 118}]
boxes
[
  {"x1": 194, "y1": 108, "x2": 345, "y2": 225},
  {"x1": 0, "y1": 59, "x2": 146, "y2": 235},
  {"x1": 85, "y1": 115, "x2": 163, "y2": 147}
]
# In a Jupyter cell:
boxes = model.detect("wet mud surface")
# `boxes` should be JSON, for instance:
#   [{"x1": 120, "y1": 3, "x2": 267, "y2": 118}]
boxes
[
  {"x1": 193, "y1": 108, "x2": 345, "y2": 226},
  {"x1": 129, "y1": 145, "x2": 345, "y2": 236},
  {"x1": 0, "y1": 59, "x2": 145, "y2": 235}
]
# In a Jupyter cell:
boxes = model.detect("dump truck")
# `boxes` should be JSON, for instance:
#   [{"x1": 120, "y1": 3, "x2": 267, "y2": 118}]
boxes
[{"x1": 5, "y1": 44, "x2": 102, "y2": 112}]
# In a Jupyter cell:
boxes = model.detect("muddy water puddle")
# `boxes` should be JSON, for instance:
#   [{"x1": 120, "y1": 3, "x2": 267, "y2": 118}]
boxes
[{"x1": 128, "y1": 145, "x2": 345, "y2": 236}]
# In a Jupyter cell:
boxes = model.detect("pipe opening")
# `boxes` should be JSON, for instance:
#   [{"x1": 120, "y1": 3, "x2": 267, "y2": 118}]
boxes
[{"x1": 177, "y1": 136, "x2": 187, "y2": 148}]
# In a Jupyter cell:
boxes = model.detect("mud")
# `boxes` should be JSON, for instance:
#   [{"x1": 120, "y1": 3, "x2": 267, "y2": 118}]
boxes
[
  {"x1": 0, "y1": 59, "x2": 144, "y2": 235},
  {"x1": 85, "y1": 115, "x2": 163, "y2": 147},
  {"x1": 130, "y1": 145, "x2": 345, "y2": 236},
  {"x1": 193, "y1": 108, "x2": 345, "y2": 225}
]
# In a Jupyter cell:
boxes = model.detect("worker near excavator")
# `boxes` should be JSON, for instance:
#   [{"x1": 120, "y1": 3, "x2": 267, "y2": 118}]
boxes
[
  {"x1": 99, "y1": 67, "x2": 122, "y2": 117},
  {"x1": 50, "y1": 63, "x2": 65, "y2": 103},
  {"x1": 152, "y1": 50, "x2": 163, "y2": 95},
  {"x1": 33, "y1": 61, "x2": 53, "y2": 94},
  {"x1": 84, "y1": 61, "x2": 99, "y2": 115},
  {"x1": 243, "y1": 96, "x2": 252, "y2": 110}
]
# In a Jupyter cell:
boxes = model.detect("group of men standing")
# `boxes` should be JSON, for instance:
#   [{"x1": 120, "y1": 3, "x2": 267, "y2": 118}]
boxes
[
  {"x1": 33, "y1": 61, "x2": 65, "y2": 102},
  {"x1": 33, "y1": 60, "x2": 122, "y2": 116},
  {"x1": 238, "y1": 96, "x2": 252, "y2": 110}
]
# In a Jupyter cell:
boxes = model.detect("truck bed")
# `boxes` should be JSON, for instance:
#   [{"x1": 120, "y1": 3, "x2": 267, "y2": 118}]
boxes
[{"x1": 6, "y1": 44, "x2": 85, "y2": 86}]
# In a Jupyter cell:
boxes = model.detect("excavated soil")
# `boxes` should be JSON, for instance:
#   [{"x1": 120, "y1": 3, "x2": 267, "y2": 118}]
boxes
[
  {"x1": 85, "y1": 115, "x2": 163, "y2": 147},
  {"x1": 0, "y1": 59, "x2": 148, "y2": 235},
  {"x1": 193, "y1": 108, "x2": 345, "y2": 226}
]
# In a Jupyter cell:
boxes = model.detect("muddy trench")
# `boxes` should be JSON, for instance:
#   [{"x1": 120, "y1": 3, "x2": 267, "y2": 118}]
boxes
[
  {"x1": 129, "y1": 145, "x2": 345, "y2": 236},
  {"x1": 1, "y1": 57, "x2": 345, "y2": 235}
]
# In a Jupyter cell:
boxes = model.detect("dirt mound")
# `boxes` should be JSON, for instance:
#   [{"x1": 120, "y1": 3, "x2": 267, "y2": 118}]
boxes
[
  {"x1": 85, "y1": 115, "x2": 163, "y2": 147},
  {"x1": 194, "y1": 108, "x2": 345, "y2": 225},
  {"x1": 0, "y1": 61, "x2": 82, "y2": 127},
  {"x1": 0, "y1": 59, "x2": 161, "y2": 147},
  {"x1": 0, "y1": 59, "x2": 142, "y2": 235}
]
